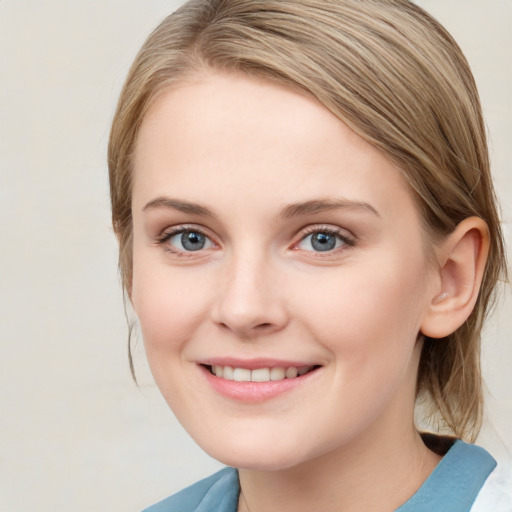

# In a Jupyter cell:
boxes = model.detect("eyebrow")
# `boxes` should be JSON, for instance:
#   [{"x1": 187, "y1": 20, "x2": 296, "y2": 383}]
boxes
[
  {"x1": 143, "y1": 197, "x2": 215, "y2": 217},
  {"x1": 280, "y1": 198, "x2": 380, "y2": 218},
  {"x1": 142, "y1": 196, "x2": 380, "y2": 219}
]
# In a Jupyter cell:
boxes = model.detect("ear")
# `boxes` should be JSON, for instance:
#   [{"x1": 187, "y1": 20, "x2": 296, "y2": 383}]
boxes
[{"x1": 420, "y1": 217, "x2": 490, "y2": 339}]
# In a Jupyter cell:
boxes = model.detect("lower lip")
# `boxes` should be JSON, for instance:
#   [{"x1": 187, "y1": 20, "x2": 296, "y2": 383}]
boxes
[{"x1": 199, "y1": 365, "x2": 320, "y2": 403}]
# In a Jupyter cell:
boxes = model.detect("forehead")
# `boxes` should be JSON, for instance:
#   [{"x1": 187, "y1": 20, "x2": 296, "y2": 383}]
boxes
[{"x1": 132, "y1": 71, "x2": 416, "y2": 223}]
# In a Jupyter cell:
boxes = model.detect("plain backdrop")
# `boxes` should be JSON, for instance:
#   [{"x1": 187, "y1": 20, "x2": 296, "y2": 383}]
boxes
[{"x1": 0, "y1": 1, "x2": 510, "y2": 511}]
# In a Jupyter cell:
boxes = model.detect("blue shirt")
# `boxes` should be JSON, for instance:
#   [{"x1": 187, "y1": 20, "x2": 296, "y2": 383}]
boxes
[{"x1": 143, "y1": 440, "x2": 496, "y2": 512}]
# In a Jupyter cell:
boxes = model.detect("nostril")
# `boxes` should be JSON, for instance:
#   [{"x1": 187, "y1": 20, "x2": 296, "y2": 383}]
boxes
[
  {"x1": 252, "y1": 322, "x2": 282, "y2": 335},
  {"x1": 219, "y1": 322, "x2": 231, "y2": 331},
  {"x1": 220, "y1": 320, "x2": 273, "y2": 334}
]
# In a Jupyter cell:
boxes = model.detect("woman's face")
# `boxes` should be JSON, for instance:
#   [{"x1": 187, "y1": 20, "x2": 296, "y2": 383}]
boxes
[{"x1": 131, "y1": 72, "x2": 438, "y2": 470}]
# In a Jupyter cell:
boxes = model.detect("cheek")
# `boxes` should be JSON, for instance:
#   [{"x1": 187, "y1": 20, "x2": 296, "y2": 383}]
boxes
[
  {"x1": 131, "y1": 260, "x2": 211, "y2": 355},
  {"x1": 288, "y1": 257, "x2": 428, "y2": 439},
  {"x1": 293, "y1": 252, "x2": 428, "y2": 365}
]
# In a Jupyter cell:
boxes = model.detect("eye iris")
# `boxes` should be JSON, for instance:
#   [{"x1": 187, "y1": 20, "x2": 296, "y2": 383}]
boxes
[
  {"x1": 311, "y1": 232, "x2": 336, "y2": 251},
  {"x1": 181, "y1": 231, "x2": 206, "y2": 251}
]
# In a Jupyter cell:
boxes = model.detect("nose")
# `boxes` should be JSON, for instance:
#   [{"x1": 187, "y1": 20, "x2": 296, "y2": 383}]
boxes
[{"x1": 211, "y1": 252, "x2": 289, "y2": 339}]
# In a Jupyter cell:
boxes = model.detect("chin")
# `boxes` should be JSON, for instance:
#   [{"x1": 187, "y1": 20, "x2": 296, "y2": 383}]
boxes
[
  {"x1": 209, "y1": 448, "x2": 307, "y2": 472},
  {"x1": 192, "y1": 430, "x2": 323, "y2": 472}
]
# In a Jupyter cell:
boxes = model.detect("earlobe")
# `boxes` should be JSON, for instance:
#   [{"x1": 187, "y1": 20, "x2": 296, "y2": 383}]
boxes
[{"x1": 421, "y1": 217, "x2": 490, "y2": 339}]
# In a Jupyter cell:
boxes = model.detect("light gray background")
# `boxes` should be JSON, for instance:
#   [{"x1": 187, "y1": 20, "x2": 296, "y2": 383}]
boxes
[{"x1": 0, "y1": 1, "x2": 510, "y2": 511}]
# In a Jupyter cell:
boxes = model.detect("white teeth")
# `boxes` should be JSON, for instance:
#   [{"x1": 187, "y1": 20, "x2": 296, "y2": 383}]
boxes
[
  {"x1": 233, "y1": 368, "x2": 251, "y2": 382},
  {"x1": 251, "y1": 368, "x2": 270, "y2": 382},
  {"x1": 270, "y1": 367, "x2": 285, "y2": 381},
  {"x1": 285, "y1": 367, "x2": 298, "y2": 378},
  {"x1": 211, "y1": 365, "x2": 314, "y2": 382}
]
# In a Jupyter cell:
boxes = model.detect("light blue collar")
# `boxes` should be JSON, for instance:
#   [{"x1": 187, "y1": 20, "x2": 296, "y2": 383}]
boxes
[{"x1": 396, "y1": 440, "x2": 496, "y2": 511}]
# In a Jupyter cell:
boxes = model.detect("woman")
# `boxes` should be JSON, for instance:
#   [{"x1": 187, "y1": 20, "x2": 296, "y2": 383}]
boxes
[{"x1": 108, "y1": 0, "x2": 509, "y2": 510}]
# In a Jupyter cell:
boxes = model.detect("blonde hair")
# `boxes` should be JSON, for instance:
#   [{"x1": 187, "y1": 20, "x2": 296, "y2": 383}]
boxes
[{"x1": 108, "y1": 0, "x2": 507, "y2": 440}]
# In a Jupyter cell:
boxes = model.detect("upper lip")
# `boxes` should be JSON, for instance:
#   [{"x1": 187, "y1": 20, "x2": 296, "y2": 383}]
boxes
[{"x1": 198, "y1": 357, "x2": 321, "y2": 370}]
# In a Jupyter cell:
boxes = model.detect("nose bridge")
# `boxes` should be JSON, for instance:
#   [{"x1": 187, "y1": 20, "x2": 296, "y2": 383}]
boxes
[{"x1": 213, "y1": 242, "x2": 287, "y2": 337}]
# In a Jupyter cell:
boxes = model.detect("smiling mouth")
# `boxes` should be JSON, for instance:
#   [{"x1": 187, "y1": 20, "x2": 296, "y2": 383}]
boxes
[{"x1": 205, "y1": 365, "x2": 321, "y2": 383}]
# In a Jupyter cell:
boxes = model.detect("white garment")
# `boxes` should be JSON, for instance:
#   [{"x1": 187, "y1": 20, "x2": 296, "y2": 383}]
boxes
[{"x1": 471, "y1": 461, "x2": 512, "y2": 512}]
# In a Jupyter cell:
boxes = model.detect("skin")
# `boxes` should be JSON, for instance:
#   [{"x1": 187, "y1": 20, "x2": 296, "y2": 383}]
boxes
[{"x1": 130, "y1": 71, "x2": 461, "y2": 511}]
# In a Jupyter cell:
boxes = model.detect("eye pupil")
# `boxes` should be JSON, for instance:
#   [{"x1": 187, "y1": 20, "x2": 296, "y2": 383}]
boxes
[
  {"x1": 311, "y1": 232, "x2": 336, "y2": 251},
  {"x1": 181, "y1": 231, "x2": 206, "y2": 251}
]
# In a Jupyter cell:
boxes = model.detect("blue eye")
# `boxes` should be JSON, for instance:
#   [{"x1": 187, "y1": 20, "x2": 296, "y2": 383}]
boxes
[
  {"x1": 165, "y1": 229, "x2": 213, "y2": 252},
  {"x1": 297, "y1": 230, "x2": 349, "y2": 252}
]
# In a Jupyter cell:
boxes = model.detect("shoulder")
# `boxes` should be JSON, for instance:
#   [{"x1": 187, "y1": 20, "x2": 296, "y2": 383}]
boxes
[{"x1": 142, "y1": 467, "x2": 239, "y2": 512}]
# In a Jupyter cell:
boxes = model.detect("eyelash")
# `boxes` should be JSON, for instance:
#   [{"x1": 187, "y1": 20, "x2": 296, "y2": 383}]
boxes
[
  {"x1": 156, "y1": 225, "x2": 215, "y2": 258},
  {"x1": 156, "y1": 224, "x2": 355, "y2": 257},
  {"x1": 294, "y1": 225, "x2": 355, "y2": 255}
]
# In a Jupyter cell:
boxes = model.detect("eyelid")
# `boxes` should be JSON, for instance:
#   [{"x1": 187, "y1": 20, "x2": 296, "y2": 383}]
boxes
[
  {"x1": 292, "y1": 224, "x2": 356, "y2": 253},
  {"x1": 154, "y1": 223, "x2": 355, "y2": 258},
  {"x1": 156, "y1": 224, "x2": 218, "y2": 257}
]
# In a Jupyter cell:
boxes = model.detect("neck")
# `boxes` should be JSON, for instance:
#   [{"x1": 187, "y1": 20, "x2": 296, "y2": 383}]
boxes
[{"x1": 238, "y1": 423, "x2": 441, "y2": 512}]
